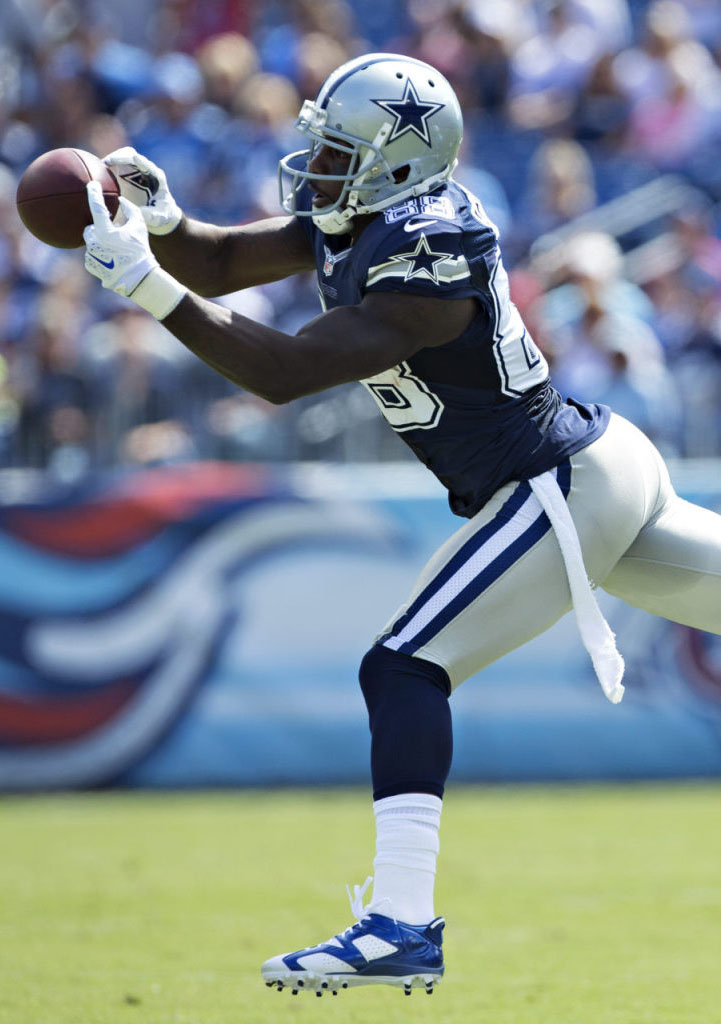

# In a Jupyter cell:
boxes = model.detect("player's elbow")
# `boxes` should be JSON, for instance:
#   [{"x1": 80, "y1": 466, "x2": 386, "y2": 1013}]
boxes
[
  {"x1": 261, "y1": 388, "x2": 291, "y2": 406},
  {"x1": 262, "y1": 382, "x2": 308, "y2": 405},
  {"x1": 252, "y1": 377, "x2": 300, "y2": 405},
  {"x1": 259, "y1": 363, "x2": 318, "y2": 405},
  {"x1": 251, "y1": 338, "x2": 335, "y2": 404}
]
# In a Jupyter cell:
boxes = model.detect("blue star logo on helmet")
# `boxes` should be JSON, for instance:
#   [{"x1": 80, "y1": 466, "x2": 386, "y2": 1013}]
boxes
[{"x1": 372, "y1": 79, "x2": 445, "y2": 148}]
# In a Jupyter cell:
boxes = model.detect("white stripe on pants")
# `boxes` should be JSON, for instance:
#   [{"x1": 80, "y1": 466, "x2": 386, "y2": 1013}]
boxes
[{"x1": 376, "y1": 414, "x2": 721, "y2": 690}]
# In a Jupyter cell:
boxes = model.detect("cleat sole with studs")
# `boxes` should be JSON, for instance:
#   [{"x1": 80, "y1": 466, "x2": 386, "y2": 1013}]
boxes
[{"x1": 262, "y1": 971, "x2": 442, "y2": 995}]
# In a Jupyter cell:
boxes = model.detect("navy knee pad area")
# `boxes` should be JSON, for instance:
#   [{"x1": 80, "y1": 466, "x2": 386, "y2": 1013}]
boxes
[{"x1": 358, "y1": 645, "x2": 453, "y2": 801}]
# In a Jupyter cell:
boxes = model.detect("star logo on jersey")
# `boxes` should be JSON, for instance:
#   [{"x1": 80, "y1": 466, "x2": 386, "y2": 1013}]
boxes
[
  {"x1": 387, "y1": 233, "x2": 454, "y2": 284},
  {"x1": 372, "y1": 79, "x2": 445, "y2": 148}
]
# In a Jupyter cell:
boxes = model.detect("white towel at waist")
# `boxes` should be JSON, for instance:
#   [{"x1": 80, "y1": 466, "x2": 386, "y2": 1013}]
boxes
[{"x1": 529, "y1": 470, "x2": 625, "y2": 704}]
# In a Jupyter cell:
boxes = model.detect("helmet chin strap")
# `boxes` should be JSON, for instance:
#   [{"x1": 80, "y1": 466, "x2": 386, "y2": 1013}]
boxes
[
  {"x1": 312, "y1": 162, "x2": 457, "y2": 235},
  {"x1": 312, "y1": 202, "x2": 356, "y2": 235},
  {"x1": 312, "y1": 123, "x2": 392, "y2": 236}
]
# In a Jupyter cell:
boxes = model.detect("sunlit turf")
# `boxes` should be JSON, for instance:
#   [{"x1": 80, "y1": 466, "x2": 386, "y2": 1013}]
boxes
[{"x1": 1, "y1": 784, "x2": 720, "y2": 1024}]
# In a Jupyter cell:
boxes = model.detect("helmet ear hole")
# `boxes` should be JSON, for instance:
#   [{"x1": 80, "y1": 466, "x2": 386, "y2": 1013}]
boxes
[{"x1": 393, "y1": 164, "x2": 411, "y2": 184}]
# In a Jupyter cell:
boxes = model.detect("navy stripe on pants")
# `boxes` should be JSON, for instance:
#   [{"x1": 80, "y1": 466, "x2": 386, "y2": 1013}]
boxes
[{"x1": 380, "y1": 461, "x2": 571, "y2": 657}]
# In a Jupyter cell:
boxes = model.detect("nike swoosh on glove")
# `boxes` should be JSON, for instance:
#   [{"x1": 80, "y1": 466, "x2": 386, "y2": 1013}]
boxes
[
  {"x1": 83, "y1": 181, "x2": 187, "y2": 320},
  {"x1": 83, "y1": 181, "x2": 158, "y2": 295}
]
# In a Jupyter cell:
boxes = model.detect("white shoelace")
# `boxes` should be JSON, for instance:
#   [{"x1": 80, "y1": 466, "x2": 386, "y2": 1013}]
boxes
[
  {"x1": 345, "y1": 876, "x2": 393, "y2": 924},
  {"x1": 529, "y1": 470, "x2": 625, "y2": 704}
]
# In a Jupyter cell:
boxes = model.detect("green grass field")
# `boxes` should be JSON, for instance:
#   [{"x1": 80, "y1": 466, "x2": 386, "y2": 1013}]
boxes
[{"x1": 2, "y1": 784, "x2": 720, "y2": 1024}]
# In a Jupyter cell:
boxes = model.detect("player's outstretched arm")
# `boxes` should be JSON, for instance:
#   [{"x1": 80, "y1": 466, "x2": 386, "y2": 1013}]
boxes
[
  {"x1": 104, "y1": 147, "x2": 314, "y2": 294},
  {"x1": 82, "y1": 179, "x2": 475, "y2": 403},
  {"x1": 149, "y1": 215, "x2": 316, "y2": 296},
  {"x1": 161, "y1": 288, "x2": 475, "y2": 404}
]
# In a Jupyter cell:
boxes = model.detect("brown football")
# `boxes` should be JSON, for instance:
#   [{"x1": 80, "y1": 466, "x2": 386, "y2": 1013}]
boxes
[{"x1": 16, "y1": 148, "x2": 120, "y2": 249}]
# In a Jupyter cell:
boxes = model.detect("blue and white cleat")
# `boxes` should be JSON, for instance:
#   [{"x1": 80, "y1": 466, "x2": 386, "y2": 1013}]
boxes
[{"x1": 261, "y1": 877, "x2": 444, "y2": 996}]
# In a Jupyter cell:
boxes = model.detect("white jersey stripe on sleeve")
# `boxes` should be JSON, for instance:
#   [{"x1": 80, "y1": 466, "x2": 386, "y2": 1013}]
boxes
[{"x1": 366, "y1": 255, "x2": 470, "y2": 288}]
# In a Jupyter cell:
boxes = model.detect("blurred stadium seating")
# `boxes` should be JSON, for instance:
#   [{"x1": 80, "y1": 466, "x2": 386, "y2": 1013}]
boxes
[{"x1": 0, "y1": 0, "x2": 720, "y2": 482}]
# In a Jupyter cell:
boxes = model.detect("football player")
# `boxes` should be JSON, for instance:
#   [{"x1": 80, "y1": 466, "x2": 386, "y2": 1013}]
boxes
[{"x1": 82, "y1": 53, "x2": 721, "y2": 996}]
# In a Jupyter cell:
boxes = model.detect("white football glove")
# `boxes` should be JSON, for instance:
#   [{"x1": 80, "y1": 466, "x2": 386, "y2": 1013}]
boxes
[
  {"x1": 83, "y1": 180, "x2": 186, "y2": 320},
  {"x1": 103, "y1": 145, "x2": 182, "y2": 235}
]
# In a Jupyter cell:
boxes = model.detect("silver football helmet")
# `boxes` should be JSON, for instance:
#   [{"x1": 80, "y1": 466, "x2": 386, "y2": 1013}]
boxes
[{"x1": 278, "y1": 53, "x2": 463, "y2": 235}]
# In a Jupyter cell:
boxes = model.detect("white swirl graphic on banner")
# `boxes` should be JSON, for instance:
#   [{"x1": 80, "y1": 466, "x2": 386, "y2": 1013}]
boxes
[{"x1": 0, "y1": 501, "x2": 394, "y2": 790}]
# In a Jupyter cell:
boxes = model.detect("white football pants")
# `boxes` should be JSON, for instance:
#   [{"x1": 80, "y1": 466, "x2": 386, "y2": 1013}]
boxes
[{"x1": 378, "y1": 414, "x2": 721, "y2": 690}]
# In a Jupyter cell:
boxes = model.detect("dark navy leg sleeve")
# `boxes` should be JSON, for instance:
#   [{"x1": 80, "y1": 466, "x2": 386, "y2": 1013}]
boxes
[{"x1": 358, "y1": 644, "x2": 453, "y2": 801}]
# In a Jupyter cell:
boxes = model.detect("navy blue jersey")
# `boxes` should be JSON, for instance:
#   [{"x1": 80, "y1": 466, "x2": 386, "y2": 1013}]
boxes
[{"x1": 297, "y1": 180, "x2": 610, "y2": 518}]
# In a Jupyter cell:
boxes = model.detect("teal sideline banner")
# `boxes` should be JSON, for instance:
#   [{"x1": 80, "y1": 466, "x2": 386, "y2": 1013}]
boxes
[{"x1": 0, "y1": 461, "x2": 719, "y2": 790}]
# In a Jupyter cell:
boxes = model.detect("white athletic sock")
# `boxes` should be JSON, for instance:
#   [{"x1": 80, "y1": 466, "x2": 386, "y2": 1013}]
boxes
[{"x1": 372, "y1": 793, "x2": 442, "y2": 925}]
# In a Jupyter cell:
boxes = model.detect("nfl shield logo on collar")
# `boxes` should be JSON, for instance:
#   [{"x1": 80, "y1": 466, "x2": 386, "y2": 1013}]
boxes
[
  {"x1": 322, "y1": 243, "x2": 353, "y2": 277},
  {"x1": 323, "y1": 245, "x2": 335, "y2": 276}
]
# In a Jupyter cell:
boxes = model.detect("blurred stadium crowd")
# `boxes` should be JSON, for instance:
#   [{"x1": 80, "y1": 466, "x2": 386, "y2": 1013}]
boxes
[{"x1": 1, "y1": 0, "x2": 721, "y2": 482}]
